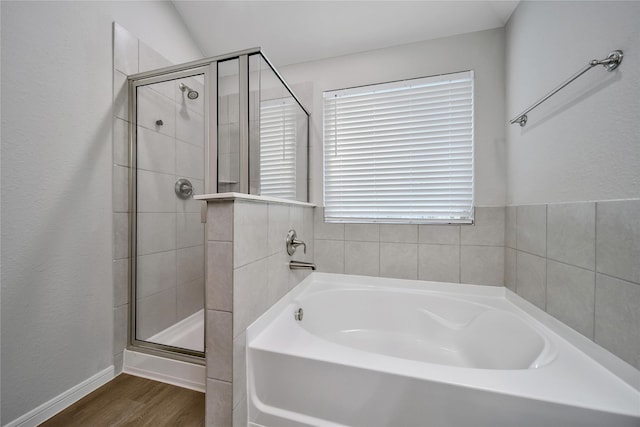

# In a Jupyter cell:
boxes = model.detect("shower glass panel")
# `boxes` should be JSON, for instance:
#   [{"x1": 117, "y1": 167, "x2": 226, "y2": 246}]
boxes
[
  {"x1": 217, "y1": 58, "x2": 241, "y2": 193},
  {"x1": 133, "y1": 69, "x2": 207, "y2": 357},
  {"x1": 247, "y1": 54, "x2": 308, "y2": 201}
]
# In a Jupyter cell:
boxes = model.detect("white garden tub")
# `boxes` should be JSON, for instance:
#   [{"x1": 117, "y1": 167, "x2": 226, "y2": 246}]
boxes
[{"x1": 247, "y1": 273, "x2": 640, "y2": 427}]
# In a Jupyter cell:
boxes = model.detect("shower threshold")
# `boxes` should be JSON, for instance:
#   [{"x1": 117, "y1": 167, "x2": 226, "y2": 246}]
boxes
[{"x1": 123, "y1": 349, "x2": 205, "y2": 392}]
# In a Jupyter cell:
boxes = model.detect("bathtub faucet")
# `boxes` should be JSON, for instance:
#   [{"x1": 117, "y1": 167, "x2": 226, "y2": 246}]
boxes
[
  {"x1": 289, "y1": 260, "x2": 316, "y2": 271},
  {"x1": 286, "y1": 229, "x2": 307, "y2": 255}
]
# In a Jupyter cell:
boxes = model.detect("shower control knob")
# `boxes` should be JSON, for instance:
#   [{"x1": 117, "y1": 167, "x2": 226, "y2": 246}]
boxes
[{"x1": 175, "y1": 178, "x2": 193, "y2": 200}]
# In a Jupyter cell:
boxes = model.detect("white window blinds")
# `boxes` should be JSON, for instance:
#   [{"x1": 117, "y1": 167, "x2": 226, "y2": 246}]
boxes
[
  {"x1": 259, "y1": 98, "x2": 297, "y2": 199},
  {"x1": 323, "y1": 71, "x2": 474, "y2": 224}
]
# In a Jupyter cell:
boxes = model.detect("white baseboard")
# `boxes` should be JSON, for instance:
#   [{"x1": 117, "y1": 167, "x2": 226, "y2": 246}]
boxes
[
  {"x1": 5, "y1": 366, "x2": 115, "y2": 427},
  {"x1": 123, "y1": 349, "x2": 205, "y2": 392}
]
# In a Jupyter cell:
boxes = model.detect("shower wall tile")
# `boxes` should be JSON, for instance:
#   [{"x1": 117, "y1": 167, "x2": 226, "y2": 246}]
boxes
[
  {"x1": 137, "y1": 86, "x2": 175, "y2": 138},
  {"x1": 418, "y1": 244, "x2": 460, "y2": 283},
  {"x1": 207, "y1": 309, "x2": 233, "y2": 382},
  {"x1": 148, "y1": 80, "x2": 177, "y2": 102},
  {"x1": 547, "y1": 202, "x2": 595, "y2": 270},
  {"x1": 314, "y1": 208, "x2": 344, "y2": 240},
  {"x1": 113, "y1": 23, "x2": 139, "y2": 75},
  {"x1": 516, "y1": 251, "x2": 546, "y2": 310},
  {"x1": 137, "y1": 213, "x2": 176, "y2": 255},
  {"x1": 267, "y1": 251, "x2": 290, "y2": 307},
  {"x1": 505, "y1": 206, "x2": 516, "y2": 249},
  {"x1": 461, "y1": 206, "x2": 505, "y2": 246},
  {"x1": 233, "y1": 332, "x2": 247, "y2": 408},
  {"x1": 177, "y1": 213, "x2": 205, "y2": 249},
  {"x1": 418, "y1": 224, "x2": 460, "y2": 245},
  {"x1": 113, "y1": 70, "x2": 128, "y2": 121},
  {"x1": 546, "y1": 260, "x2": 595, "y2": 339},
  {"x1": 233, "y1": 397, "x2": 248, "y2": 427},
  {"x1": 176, "y1": 140, "x2": 204, "y2": 180},
  {"x1": 208, "y1": 201, "x2": 234, "y2": 242},
  {"x1": 113, "y1": 258, "x2": 129, "y2": 307},
  {"x1": 206, "y1": 379, "x2": 232, "y2": 427},
  {"x1": 504, "y1": 247, "x2": 516, "y2": 292},
  {"x1": 233, "y1": 201, "x2": 268, "y2": 268},
  {"x1": 138, "y1": 40, "x2": 172, "y2": 73},
  {"x1": 113, "y1": 304, "x2": 128, "y2": 355},
  {"x1": 345, "y1": 241, "x2": 379, "y2": 277},
  {"x1": 267, "y1": 203, "x2": 290, "y2": 256},
  {"x1": 113, "y1": 213, "x2": 129, "y2": 260},
  {"x1": 137, "y1": 126, "x2": 175, "y2": 175},
  {"x1": 594, "y1": 274, "x2": 640, "y2": 369},
  {"x1": 177, "y1": 245, "x2": 204, "y2": 286},
  {"x1": 380, "y1": 243, "x2": 418, "y2": 280},
  {"x1": 516, "y1": 204, "x2": 547, "y2": 257},
  {"x1": 176, "y1": 75, "x2": 205, "y2": 115},
  {"x1": 379, "y1": 224, "x2": 418, "y2": 243},
  {"x1": 176, "y1": 180, "x2": 204, "y2": 214},
  {"x1": 137, "y1": 287, "x2": 177, "y2": 340},
  {"x1": 176, "y1": 110, "x2": 205, "y2": 147},
  {"x1": 207, "y1": 241, "x2": 233, "y2": 312},
  {"x1": 314, "y1": 239, "x2": 345, "y2": 273},
  {"x1": 460, "y1": 245, "x2": 504, "y2": 286},
  {"x1": 136, "y1": 251, "x2": 176, "y2": 298},
  {"x1": 113, "y1": 118, "x2": 129, "y2": 166},
  {"x1": 113, "y1": 165, "x2": 129, "y2": 213},
  {"x1": 136, "y1": 170, "x2": 176, "y2": 212},
  {"x1": 177, "y1": 277, "x2": 203, "y2": 321},
  {"x1": 233, "y1": 257, "x2": 269, "y2": 336},
  {"x1": 228, "y1": 94, "x2": 240, "y2": 124},
  {"x1": 345, "y1": 224, "x2": 380, "y2": 242},
  {"x1": 596, "y1": 200, "x2": 640, "y2": 284}
]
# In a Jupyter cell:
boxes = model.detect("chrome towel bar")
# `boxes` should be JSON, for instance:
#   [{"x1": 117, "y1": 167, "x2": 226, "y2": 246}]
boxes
[{"x1": 510, "y1": 50, "x2": 623, "y2": 127}]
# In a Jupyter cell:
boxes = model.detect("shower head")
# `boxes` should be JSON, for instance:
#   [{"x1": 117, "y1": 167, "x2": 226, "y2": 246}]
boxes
[{"x1": 179, "y1": 82, "x2": 199, "y2": 100}]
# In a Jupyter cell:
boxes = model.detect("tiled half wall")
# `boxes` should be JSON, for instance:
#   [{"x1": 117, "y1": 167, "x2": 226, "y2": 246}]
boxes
[
  {"x1": 505, "y1": 200, "x2": 640, "y2": 369},
  {"x1": 205, "y1": 197, "x2": 314, "y2": 426}
]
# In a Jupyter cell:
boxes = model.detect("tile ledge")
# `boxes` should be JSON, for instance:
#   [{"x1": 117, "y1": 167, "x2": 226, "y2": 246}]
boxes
[{"x1": 194, "y1": 192, "x2": 316, "y2": 207}]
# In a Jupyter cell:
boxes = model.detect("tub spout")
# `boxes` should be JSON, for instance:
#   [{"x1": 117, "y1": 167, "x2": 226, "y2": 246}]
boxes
[{"x1": 289, "y1": 260, "x2": 316, "y2": 271}]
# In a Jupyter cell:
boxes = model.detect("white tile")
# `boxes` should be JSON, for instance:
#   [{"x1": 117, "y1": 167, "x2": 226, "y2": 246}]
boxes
[
  {"x1": 113, "y1": 71, "x2": 128, "y2": 121},
  {"x1": 113, "y1": 165, "x2": 129, "y2": 213},
  {"x1": 138, "y1": 40, "x2": 172, "y2": 73},
  {"x1": 206, "y1": 379, "x2": 232, "y2": 426},
  {"x1": 379, "y1": 224, "x2": 418, "y2": 243},
  {"x1": 207, "y1": 310, "x2": 232, "y2": 382},
  {"x1": 137, "y1": 86, "x2": 175, "y2": 138},
  {"x1": 113, "y1": 118, "x2": 129, "y2": 167},
  {"x1": 461, "y1": 206, "x2": 505, "y2": 246},
  {"x1": 314, "y1": 239, "x2": 344, "y2": 273},
  {"x1": 267, "y1": 251, "x2": 290, "y2": 306},
  {"x1": 228, "y1": 93, "x2": 239, "y2": 124},
  {"x1": 233, "y1": 397, "x2": 247, "y2": 427},
  {"x1": 113, "y1": 213, "x2": 129, "y2": 260},
  {"x1": 176, "y1": 140, "x2": 204, "y2": 180},
  {"x1": 207, "y1": 202, "x2": 233, "y2": 242},
  {"x1": 136, "y1": 250, "x2": 176, "y2": 299},
  {"x1": 233, "y1": 332, "x2": 247, "y2": 408},
  {"x1": 176, "y1": 109, "x2": 205, "y2": 148},
  {"x1": 113, "y1": 258, "x2": 128, "y2": 307},
  {"x1": 149, "y1": 80, "x2": 176, "y2": 102},
  {"x1": 177, "y1": 245, "x2": 204, "y2": 286},
  {"x1": 137, "y1": 126, "x2": 175, "y2": 175},
  {"x1": 233, "y1": 201, "x2": 268, "y2": 268},
  {"x1": 136, "y1": 287, "x2": 176, "y2": 340},
  {"x1": 418, "y1": 225, "x2": 460, "y2": 245},
  {"x1": 380, "y1": 243, "x2": 418, "y2": 280},
  {"x1": 516, "y1": 251, "x2": 546, "y2": 309},
  {"x1": 136, "y1": 170, "x2": 175, "y2": 212},
  {"x1": 505, "y1": 206, "x2": 516, "y2": 249},
  {"x1": 218, "y1": 95, "x2": 229, "y2": 125},
  {"x1": 176, "y1": 179, "x2": 204, "y2": 214},
  {"x1": 418, "y1": 244, "x2": 460, "y2": 283},
  {"x1": 267, "y1": 203, "x2": 290, "y2": 256},
  {"x1": 177, "y1": 277, "x2": 204, "y2": 321},
  {"x1": 207, "y1": 241, "x2": 233, "y2": 312},
  {"x1": 113, "y1": 23, "x2": 138, "y2": 75},
  {"x1": 547, "y1": 260, "x2": 595, "y2": 339},
  {"x1": 345, "y1": 241, "x2": 379, "y2": 277},
  {"x1": 177, "y1": 213, "x2": 205, "y2": 249},
  {"x1": 233, "y1": 258, "x2": 269, "y2": 336},
  {"x1": 594, "y1": 274, "x2": 640, "y2": 368},
  {"x1": 547, "y1": 202, "x2": 595, "y2": 270},
  {"x1": 345, "y1": 224, "x2": 379, "y2": 242},
  {"x1": 114, "y1": 305, "x2": 128, "y2": 354},
  {"x1": 504, "y1": 247, "x2": 516, "y2": 292},
  {"x1": 314, "y1": 207, "x2": 344, "y2": 240},
  {"x1": 516, "y1": 205, "x2": 546, "y2": 257},
  {"x1": 461, "y1": 246, "x2": 504, "y2": 286},
  {"x1": 176, "y1": 76, "x2": 205, "y2": 115},
  {"x1": 596, "y1": 200, "x2": 640, "y2": 284},
  {"x1": 137, "y1": 213, "x2": 176, "y2": 255},
  {"x1": 218, "y1": 124, "x2": 230, "y2": 154}
]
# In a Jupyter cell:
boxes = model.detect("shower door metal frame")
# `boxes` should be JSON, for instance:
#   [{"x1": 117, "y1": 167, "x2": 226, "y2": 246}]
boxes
[{"x1": 128, "y1": 65, "x2": 211, "y2": 363}]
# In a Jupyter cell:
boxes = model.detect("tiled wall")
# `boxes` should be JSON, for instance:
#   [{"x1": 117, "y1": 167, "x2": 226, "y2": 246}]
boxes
[
  {"x1": 314, "y1": 206, "x2": 506, "y2": 286},
  {"x1": 205, "y1": 197, "x2": 314, "y2": 426},
  {"x1": 505, "y1": 200, "x2": 640, "y2": 369},
  {"x1": 112, "y1": 23, "x2": 206, "y2": 366}
]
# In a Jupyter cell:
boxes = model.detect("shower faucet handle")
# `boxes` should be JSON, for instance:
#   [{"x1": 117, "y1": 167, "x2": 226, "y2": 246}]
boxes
[{"x1": 286, "y1": 229, "x2": 306, "y2": 256}]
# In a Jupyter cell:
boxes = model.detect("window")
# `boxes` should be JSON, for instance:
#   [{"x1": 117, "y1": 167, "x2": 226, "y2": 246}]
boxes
[
  {"x1": 259, "y1": 97, "x2": 297, "y2": 199},
  {"x1": 323, "y1": 71, "x2": 474, "y2": 224}
]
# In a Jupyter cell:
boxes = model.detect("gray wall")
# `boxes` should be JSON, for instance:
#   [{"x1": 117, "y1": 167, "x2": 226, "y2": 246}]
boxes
[{"x1": 0, "y1": 2, "x2": 201, "y2": 424}]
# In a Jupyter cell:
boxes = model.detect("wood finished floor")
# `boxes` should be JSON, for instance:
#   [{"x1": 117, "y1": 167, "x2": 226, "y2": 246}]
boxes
[{"x1": 40, "y1": 374, "x2": 205, "y2": 427}]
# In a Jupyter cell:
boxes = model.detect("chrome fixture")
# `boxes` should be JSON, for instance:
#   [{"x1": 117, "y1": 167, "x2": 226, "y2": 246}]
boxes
[
  {"x1": 175, "y1": 178, "x2": 193, "y2": 199},
  {"x1": 294, "y1": 307, "x2": 304, "y2": 321},
  {"x1": 510, "y1": 50, "x2": 623, "y2": 127},
  {"x1": 289, "y1": 260, "x2": 316, "y2": 271},
  {"x1": 286, "y1": 229, "x2": 306, "y2": 255},
  {"x1": 179, "y1": 82, "x2": 199, "y2": 100},
  {"x1": 155, "y1": 119, "x2": 164, "y2": 126}
]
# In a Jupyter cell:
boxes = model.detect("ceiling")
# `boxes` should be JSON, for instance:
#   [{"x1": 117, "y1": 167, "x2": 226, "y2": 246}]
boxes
[{"x1": 172, "y1": 1, "x2": 519, "y2": 67}]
